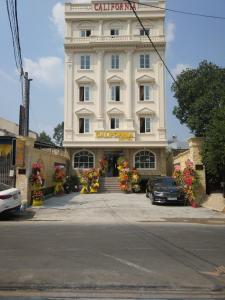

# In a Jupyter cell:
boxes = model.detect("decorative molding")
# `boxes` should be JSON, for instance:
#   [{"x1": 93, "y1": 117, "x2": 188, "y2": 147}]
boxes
[
  {"x1": 136, "y1": 75, "x2": 155, "y2": 83},
  {"x1": 136, "y1": 107, "x2": 155, "y2": 115},
  {"x1": 107, "y1": 107, "x2": 124, "y2": 115},
  {"x1": 76, "y1": 75, "x2": 94, "y2": 84},
  {"x1": 75, "y1": 108, "x2": 94, "y2": 115},
  {"x1": 77, "y1": 21, "x2": 96, "y2": 29},
  {"x1": 107, "y1": 75, "x2": 124, "y2": 83}
]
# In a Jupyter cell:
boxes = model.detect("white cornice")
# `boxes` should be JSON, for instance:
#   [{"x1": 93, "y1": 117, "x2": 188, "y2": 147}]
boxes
[
  {"x1": 107, "y1": 107, "x2": 124, "y2": 115},
  {"x1": 75, "y1": 108, "x2": 94, "y2": 115},
  {"x1": 136, "y1": 75, "x2": 155, "y2": 83},
  {"x1": 64, "y1": 141, "x2": 168, "y2": 148},
  {"x1": 76, "y1": 75, "x2": 95, "y2": 84},
  {"x1": 107, "y1": 75, "x2": 124, "y2": 83},
  {"x1": 136, "y1": 107, "x2": 155, "y2": 115}
]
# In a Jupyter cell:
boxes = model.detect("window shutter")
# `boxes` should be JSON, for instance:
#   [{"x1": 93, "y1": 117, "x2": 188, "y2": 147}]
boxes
[
  {"x1": 140, "y1": 85, "x2": 144, "y2": 101},
  {"x1": 81, "y1": 56, "x2": 85, "y2": 69},
  {"x1": 85, "y1": 118, "x2": 90, "y2": 133},
  {"x1": 111, "y1": 118, "x2": 115, "y2": 129},
  {"x1": 86, "y1": 56, "x2": 90, "y2": 69},
  {"x1": 116, "y1": 86, "x2": 120, "y2": 101},
  {"x1": 79, "y1": 86, "x2": 84, "y2": 101},
  {"x1": 79, "y1": 118, "x2": 84, "y2": 133},
  {"x1": 145, "y1": 55, "x2": 150, "y2": 68},
  {"x1": 140, "y1": 118, "x2": 145, "y2": 133},
  {"x1": 146, "y1": 118, "x2": 151, "y2": 132},
  {"x1": 84, "y1": 86, "x2": 89, "y2": 101}
]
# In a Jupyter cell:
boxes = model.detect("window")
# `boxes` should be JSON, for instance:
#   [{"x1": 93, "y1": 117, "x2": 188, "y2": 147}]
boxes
[
  {"x1": 111, "y1": 29, "x2": 119, "y2": 36},
  {"x1": 80, "y1": 29, "x2": 91, "y2": 37},
  {"x1": 79, "y1": 86, "x2": 90, "y2": 102},
  {"x1": 81, "y1": 55, "x2": 90, "y2": 69},
  {"x1": 74, "y1": 150, "x2": 94, "y2": 169},
  {"x1": 111, "y1": 54, "x2": 119, "y2": 69},
  {"x1": 135, "y1": 150, "x2": 155, "y2": 169},
  {"x1": 140, "y1": 54, "x2": 150, "y2": 69},
  {"x1": 79, "y1": 118, "x2": 90, "y2": 133},
  {"x1": 140, "y1": 28, "x2": 150, "y2": 36},
  {"x1": 139, "y1": 85, "x2": 150, "y2": 101},
  {"x1": 140, "y1": 117, "x2": 151, "y2": 133},
  {"x1": 111, "y1": 85, "x2": 120, "y2": 101},
  {"x1": 110, "y1": 117, "x2": 119, "y2": 129}
]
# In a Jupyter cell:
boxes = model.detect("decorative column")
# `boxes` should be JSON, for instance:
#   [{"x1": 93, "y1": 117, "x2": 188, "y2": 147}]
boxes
[
  {"x1": 127, "y1": 20, "x2": 131, "y2": 40},
  {"x1": 97, "y1": 50, "x2": 104, "y2": 129},
  {"x1": 158, "y1": 60, "x2": 166, "y2": 140},
  {"x1": 126, "y1": 50, "x2": 134, "y2": 129},
  {"x1": 99, "y1": 20, "x2": 103, "y2": 36},
  {"x1": 64, "y1": 52, "x2": 73, "y2": 141}
]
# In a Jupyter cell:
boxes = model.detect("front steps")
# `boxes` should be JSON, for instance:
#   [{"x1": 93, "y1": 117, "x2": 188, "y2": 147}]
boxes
[{"x1": 99, "y1": 177, "x2": 122, "y2": 193}]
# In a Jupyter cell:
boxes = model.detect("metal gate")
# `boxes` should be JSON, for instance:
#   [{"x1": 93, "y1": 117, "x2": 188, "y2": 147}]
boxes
[{"x1": 0, "y1": 137, "x2": 16, "y2": 187}]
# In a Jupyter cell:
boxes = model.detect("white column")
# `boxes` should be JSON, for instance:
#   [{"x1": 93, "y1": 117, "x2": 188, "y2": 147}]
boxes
[
  {"x1": 97, "y1": 50, "x2": 104, "y2": 129},
  {"x1": 66, "y1": 21, "x2": 72, "y2": 39},
  {"x1": 127, "y1": 20, "x2": 131, "y2": 40},
  {"x1": 158, "y1": 60, "x2": 166, "y2": 140},
  {"x1": 64, "y1": 52, "x2": 73, "y2": 141},
  {"x1": 99, "y1": 20, "x2": 103, "y2": 36},
  {"x1": 126, "y1": 50, "x2": 134, "y2": 129}
]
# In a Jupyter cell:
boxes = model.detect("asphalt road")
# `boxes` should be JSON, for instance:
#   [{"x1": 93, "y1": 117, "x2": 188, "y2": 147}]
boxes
[{"x1": 0, "y1": 194, "x2": 225, "y2": 299}]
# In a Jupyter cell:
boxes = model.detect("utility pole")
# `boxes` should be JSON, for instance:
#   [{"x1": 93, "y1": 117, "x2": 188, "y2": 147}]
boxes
[{"x1": 19, "y1": 72, "x2": 32, "y2": 136}]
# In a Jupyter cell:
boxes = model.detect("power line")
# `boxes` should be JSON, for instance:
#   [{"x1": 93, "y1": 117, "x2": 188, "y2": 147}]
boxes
[
  {"x1": 6, "y1": 0, "x2": 23, "y2": 76},
  {"x1": 129, "y1": 0, "x2": 225, "y2": 21},
  {"x1": 126, "y1": 0, "x2": 178, "y2": 86}
]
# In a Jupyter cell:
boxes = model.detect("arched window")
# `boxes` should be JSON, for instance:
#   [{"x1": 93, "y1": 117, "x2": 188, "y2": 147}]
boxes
[
  {"x1": 135, "y1": 150, "x2": 155, "y2": 169},
  {"x1": 73, "y1": 150, "x2": 94, "y2": 169}
]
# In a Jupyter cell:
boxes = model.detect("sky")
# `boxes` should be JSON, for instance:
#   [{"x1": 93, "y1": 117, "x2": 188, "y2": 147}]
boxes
[{"x1": 0, "y1": 0, "x2": 225, "y2": 141}]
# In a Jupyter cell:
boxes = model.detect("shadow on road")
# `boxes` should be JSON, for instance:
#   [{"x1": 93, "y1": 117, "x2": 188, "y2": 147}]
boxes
[{"x1": 0, "y1": 208, "x2": 35, "y2": 221}]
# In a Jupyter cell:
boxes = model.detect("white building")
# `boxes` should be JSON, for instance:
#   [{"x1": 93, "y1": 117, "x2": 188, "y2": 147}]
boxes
[{"x1": 64, "y1": 0, "x2": 167, "y2": 177}]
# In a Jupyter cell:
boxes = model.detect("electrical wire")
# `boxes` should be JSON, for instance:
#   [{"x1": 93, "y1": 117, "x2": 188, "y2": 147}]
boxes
[
  {"x1": 126, "y1": 0, "x2": 178, "y2": 86},
  {"x1": 6, "y1": 0, "x2": 24, "y2": 76},
  {"x1": 128, "y1": 0, "x2": 225, "y2": 21}
]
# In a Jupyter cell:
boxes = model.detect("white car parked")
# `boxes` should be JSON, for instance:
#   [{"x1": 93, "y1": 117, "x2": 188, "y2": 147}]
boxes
[{"x1": 0, "y1": 183, "x2": 21, "y2": 213}]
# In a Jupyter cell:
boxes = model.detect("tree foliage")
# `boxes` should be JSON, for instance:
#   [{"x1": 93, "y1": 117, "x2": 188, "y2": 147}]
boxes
[
  {"x1": 172, "y1": 60, "x2": 225, "y2": 137},
  {"x1": 37, "y1": 131, "x2": 53, "y2": 144},
  {"x1": 201, "y1": 106, "x2": 225, "y2": 179},
  {"x1": 53, "y1": 122, "x2": 64, "y2": 146}
]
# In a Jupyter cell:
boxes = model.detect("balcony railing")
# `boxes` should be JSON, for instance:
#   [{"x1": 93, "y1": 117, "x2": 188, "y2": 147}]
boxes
[{"x1": 65, "y1": 35, "x2": 165, "y2": 45}]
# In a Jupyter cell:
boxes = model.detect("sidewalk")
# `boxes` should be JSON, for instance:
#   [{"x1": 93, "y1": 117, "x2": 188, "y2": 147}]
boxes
[{"x1": 31, "y1": 193, "x2": 225, "y2": 224}]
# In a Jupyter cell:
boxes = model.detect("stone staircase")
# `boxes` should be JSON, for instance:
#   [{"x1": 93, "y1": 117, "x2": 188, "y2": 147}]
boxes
[{"x1": 99, "y1": 177, "x2": 122, "y2": 193}]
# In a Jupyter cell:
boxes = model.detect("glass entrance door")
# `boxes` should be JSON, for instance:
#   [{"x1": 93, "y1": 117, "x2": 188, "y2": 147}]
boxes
[{"x1": 104, "y1": 151, "x2": 123, "y2": 177}]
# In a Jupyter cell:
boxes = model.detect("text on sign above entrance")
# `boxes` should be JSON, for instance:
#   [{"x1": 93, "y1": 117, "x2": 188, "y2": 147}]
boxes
[
  {"x1": 93, "y1": 2, "x2": 137, "y2": 12},
  {"x1": 96, "y1": 131, "x2": 134, "y2": 141}
]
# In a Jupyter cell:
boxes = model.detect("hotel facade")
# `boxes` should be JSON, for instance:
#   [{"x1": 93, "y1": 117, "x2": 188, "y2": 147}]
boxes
[{"x1": 64, "y1": 0, "x2": 167, "y2": 177}]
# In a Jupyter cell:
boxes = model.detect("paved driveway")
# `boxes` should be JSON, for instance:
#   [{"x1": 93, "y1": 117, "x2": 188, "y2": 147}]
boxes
[{"x1": 31, "y1": 193, "x2": 225, "y2": 224}]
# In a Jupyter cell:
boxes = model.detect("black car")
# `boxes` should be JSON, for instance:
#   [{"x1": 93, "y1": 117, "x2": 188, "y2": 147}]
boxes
[{"x1": 146, "y1": 176, "x2": 186, "y2": 205}]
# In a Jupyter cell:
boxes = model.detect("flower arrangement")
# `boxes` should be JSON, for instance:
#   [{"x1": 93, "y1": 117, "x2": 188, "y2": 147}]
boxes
[
  {"x1": 30, "y1": 163, "x2": 45, "y2": 206},
  {"x1": 173, "y1": 160, "x2": 200, "y2": 207},
  {"x1": 99, "y1": 158, "x2": 108, "y2": 176},
  {"x1": 131, "y1": 168, "x2": 141, "y2": 192},
  {"x1": 183, "y1": 160, "x2": 200, "y2": 207},
  {"x1": 173, "y1": 165, "x2": 183, "y2": 186},
  {"x1": 117, "y1": 157, "x2": 131, "y2": 192},
  {"x1": 54, "y1": 166, "x2": 65, "y2": 195},
  {"x1": 80, "y1": 168, "x2": 100, "y2": 194}
]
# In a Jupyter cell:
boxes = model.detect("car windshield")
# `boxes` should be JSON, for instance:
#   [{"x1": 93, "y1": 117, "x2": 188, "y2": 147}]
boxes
[
  {"x1": 0, "y1": 183, "x2": 10, "y2": 191},
  {"x1": 153, "y1": 178, "x2": 177, "y2": 187}
]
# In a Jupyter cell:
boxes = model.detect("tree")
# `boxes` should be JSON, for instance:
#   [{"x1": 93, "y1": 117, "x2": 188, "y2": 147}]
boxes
[
  {"x1": 53, "y1": 122, "x2": 64, "y2": 146},
  {"x1": 171, "y1": 61, "x2": 225, "y2": 137},
  {"x1": 201, "y1": 106, "x2": 225, "y2": 180},
  {"x1": 37, "y1": 131, "x2": 53, "y2": 144}
]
